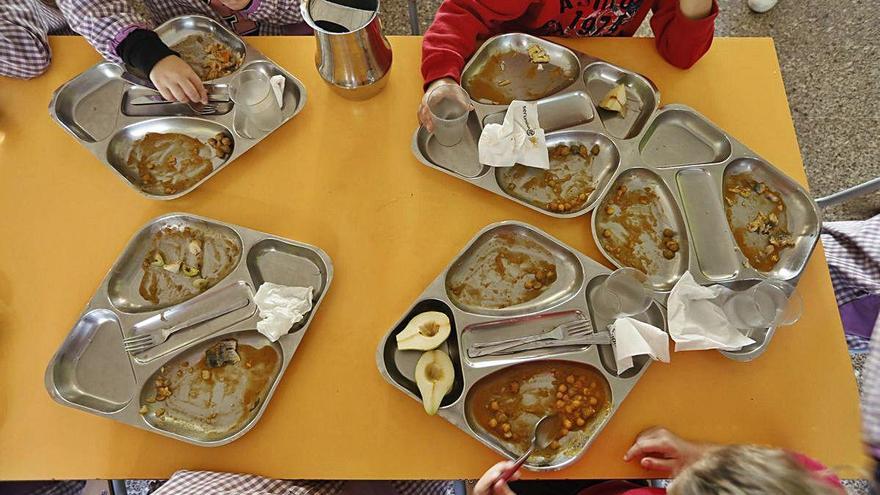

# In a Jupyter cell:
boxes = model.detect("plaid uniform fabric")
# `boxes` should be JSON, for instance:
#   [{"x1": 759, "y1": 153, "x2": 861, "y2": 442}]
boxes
[
  {"x1": 0, "y1": 0, "x2": 71, "y2": 78},
  {"x1": 821, "y1": 215, "x2": 880, "y2": 351},
  {"x1": 152, "y1": 471, "x2": 455, "y2": 495},
  {"x1": 861, "y1": 316, "x2": 880, "y2": 447},
  {"x1": 54, "y1": 0, "x2": 303, "y2": 63}
]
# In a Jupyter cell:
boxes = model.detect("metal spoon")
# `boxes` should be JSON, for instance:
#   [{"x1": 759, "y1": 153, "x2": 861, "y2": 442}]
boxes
[{"x1": 499, "y1": 414, "x2": 563, "y2": 481}]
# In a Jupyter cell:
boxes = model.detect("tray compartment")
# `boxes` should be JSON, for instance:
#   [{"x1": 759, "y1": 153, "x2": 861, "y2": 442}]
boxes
[
  {"x1": 639, "y1": 108, "x2": 731, "y2": 167},
  {"x1": 583, "y1": 62, "x2": 657, "y2": 139},
  {"x1": 594, "y1": 169, "x2": 688, "y2": 290},
  {"x1": 122, "y1": 87, "x2": 233, "y2": 117},
  {"x1": 51, "y1": 63, "x2": 125, "y2": 142},
  {"x1": 482, "y1": 91, "x2": 594, "y2": 133},
  {"x1": 107, "y1": 214, "x2": 243, "y2": 313},
  {"x1": 584, "y1": 276, "x2": 666, "y2": 378},
  {"x1": 445, "y1": 224, "x2": 584, "y2": 316},
  {"x1": 495, "y1": 130, "x2": 619, "y2": 215},
  {"x1": 138, "y1": 330, "x2": 283, "y2": 444},
  {"x1": 462, "y1": 34, "x2": 580, "y2": 105},
  {"x1": 48, "y1": 309, "x2": 136, "y2": 413},
  {"x1": 415, "y1": 112, "x2": 486, "y2": 179},
  {"x1": 105, "y1": 117, "x2": 236, "y2": 197},
  {"x1": 723, "y1": 158, "x2": 820, "y2": 280},
  {"x1": 463, "y1": 359, "x2": 613, "y2": 469},
  {"x1": 234, "y1": 60, "x2": 308, "y2": 140},
  {"x1": 462, "y1": 310, "x2": 594, "y2": 368},
  {"x1": 154, "y1": 15, "x2": 247, "y2": 81},
  {"x1": 380, "y1": 299, "x2": 465, "y2": 409}
]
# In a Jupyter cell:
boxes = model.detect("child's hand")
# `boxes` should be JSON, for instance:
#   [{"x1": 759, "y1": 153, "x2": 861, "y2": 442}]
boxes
[
  {"x1": 219, "y1": 0, "x2": 251, "y2": 10},
  {"x1": 149, "y1": 55, "x2": 208, "y2": 104},
  {"x1": 418, "y1": 77, "x2": 466, "y2": 132},
  {"x1": 474, "y1": 461, "x2": 520, "y2": 495},
  {"x1": 623, "y1": 426, "x2": 712, "y2": 474}
]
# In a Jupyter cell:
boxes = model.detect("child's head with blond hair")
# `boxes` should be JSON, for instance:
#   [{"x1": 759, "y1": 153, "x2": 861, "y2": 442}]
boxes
[{"x1": 669, "y1": 445, "x2": 841, "y2": 495}]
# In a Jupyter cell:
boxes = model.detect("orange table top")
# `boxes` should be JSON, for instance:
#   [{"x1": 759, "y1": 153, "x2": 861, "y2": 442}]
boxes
[{"x1": 0, "y1": 36, "x2": 863, "y2": 480}]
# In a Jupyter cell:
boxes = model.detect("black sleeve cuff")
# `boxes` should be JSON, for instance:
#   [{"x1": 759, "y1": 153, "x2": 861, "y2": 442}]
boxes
[{"x1": 115, "y1": 29, "x2": 178, "y2": 77}]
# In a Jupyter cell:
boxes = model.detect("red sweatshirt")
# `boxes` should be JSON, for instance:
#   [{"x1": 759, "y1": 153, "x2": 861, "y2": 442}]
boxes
[{"x1": 421, "y1": 0, "x2": 718, "y2": 86}]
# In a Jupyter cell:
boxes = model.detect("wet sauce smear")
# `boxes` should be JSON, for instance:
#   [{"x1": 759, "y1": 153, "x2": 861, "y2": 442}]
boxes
[
  {"x1": 724, "y1": 174, "x2": 793, "y2": 272},
  {"x1": 465, "y1": 50, "x2": 573, "y2": 105},
  {"x1": 170, "y1": 34, "x2": 242, "y2": 81},
  {"x1": 142, "y1": 341, "x2": 280, "y2": 440},
  {"x1": 139, "y1": 225, "x2": 240, "y2": 307},
  {"x1": 500, "y1": 143, "x2": 602, "y2": 213},
  {"x1": 596, "y1": 180, "x2": 681, "y2": 276},
  {"x1": 127, "y1": 133, "x2": 219, "y2": 196},
  {"x1": 448, "y1": 233, "x2": 557, "y2": 310},
  {"x1": 470, "y1": 361, "x2": 610, "y2": 459}
]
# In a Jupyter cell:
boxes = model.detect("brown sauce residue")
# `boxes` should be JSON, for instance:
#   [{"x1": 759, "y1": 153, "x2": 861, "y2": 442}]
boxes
[
  {"x1": 127, "y1": 133, "x2": 221, "y2": 196},
  {"x1": 596, "y1": 181, "x2": 681, "y2": 275},
  {"x1": 470, "y1": 361, "x2": 610, "y2": 458},
  {"x1": 142, "y1": 341, "x2": 280, "y2": 440},
  {"x1": 170, "y1": 34, "x2": 242, "y2": 81},
  {"x1": 724, "y1": 174, "x2": 793, "y2": 272},
  {"x1": 500, "y1": 143, "x2": 601, "y2": 213},
  {"x1": 139, "y1": 225, "x2": 240, "y2": 307},
  {"x1": 448, "y1": 233, "x2": 557, "y2": 310},
  {"x1": 465, "y1": 50, "x2": 573, "y2": 105}
]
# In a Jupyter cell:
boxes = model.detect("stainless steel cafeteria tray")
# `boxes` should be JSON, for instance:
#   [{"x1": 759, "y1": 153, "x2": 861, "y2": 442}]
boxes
[
  {"x1": 45, "y1": 212, "x2": 333, "y2": 446},
  {"x1": 411, "y1": 33, "x2": 821, "y2": 361},
  {"x1": 49, "y1": 15, "x2": 307, "y2": 200},
  {"x1": 376, "y1": 221, "x2": 667, "y2": 471}
]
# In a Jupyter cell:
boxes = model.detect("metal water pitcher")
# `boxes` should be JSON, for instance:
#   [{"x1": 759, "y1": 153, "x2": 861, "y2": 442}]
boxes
[{"x1": 301, "y1": 0, "x2": 393, "y2": 100}]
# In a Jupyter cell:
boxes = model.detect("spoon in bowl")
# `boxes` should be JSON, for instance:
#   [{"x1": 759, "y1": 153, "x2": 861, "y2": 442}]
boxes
[{"x1": 498, "y1": 414, "x2": 563, "y2": 482}]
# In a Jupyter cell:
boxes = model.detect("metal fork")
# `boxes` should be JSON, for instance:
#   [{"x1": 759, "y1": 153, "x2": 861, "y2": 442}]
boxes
[
  {"x1": 186, "y1": 101, "x2": 219, "y2": 115},
  {"x1": 122, "y1": 297, "x2": 250, "y2": 354},
  {"x1": 471, "y1": 319, "x2": 592, "y2": 350},
  {"x1": 474, "y1": 332, "x2": 613, "y2": 358}
]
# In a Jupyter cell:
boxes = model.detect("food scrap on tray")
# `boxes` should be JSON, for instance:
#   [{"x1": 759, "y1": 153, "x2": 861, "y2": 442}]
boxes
[
  {"x1": 469, "y1": 361, "x2": 610, "y2": 459},
  {"x1": 447, "y1": 233, "x2": 558, "y2": 310},
  {"x1": 724, "y1": 174, "x2": 795, "y2": 271},
  {"x1": 127, "y1": 132, "x2": 230, "y2": 195},
  {"x1": 170, "y1": 34, "x2": 242, "y2": 81},
  {"x1": 499, "y1": 142, "x2": 602, "y2": 214},
  {"x1": 139, "y1": 225, "x2": 240, "y2": 307},
  {"x1": 139, "y1": 338, "x2": 280, "y2": 440},
  {"x1": 597, "y1": 182, "x2": 682, "y2": 275},
  {"x1": 465, "y1": 50, "x2": 573, "y2": 105},
  {"x1": 599, "y1": 83, "x2": 627, "y2": 116}
]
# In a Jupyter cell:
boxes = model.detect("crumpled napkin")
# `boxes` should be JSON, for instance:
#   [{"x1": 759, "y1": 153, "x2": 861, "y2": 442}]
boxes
[
  {"x1": 610, "y1": 317, "x2": 669, "y2": 375},
  {"x1": 478, "y1": 100, "x2": 548, "y2": 169},
  {"x1": 253, "y1": 283, "x2": 313, "y2": 342},
  {"x1": 667, "y1": 272, "x2": 755, "y2": 351},
  {"x1": 270, "y1": 75, "x2": 285, "y2": 108}
]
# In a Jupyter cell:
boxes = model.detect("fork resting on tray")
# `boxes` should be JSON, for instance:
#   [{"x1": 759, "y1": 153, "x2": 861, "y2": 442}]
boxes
[{"x1": 469, "y1": 319, "x2": 610, "y2": 358}]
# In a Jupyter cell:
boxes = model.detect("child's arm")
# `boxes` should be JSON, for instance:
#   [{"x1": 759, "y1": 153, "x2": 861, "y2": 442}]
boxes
[
  {"x1": 218, "y1": 0, "x2": 304, "y2": 25},
  {"x1": 56, "y1": 0, "x2": 207, "y2": 103},
  {"x1": 650, "y1": 0, "x2": 718, "y2": 69},
  {"x1": 421, "y1": 0, "x2": 535, "y2": 88},
  {"x1": 0, "y1": 0, "x2": 55, "y2": 78}
]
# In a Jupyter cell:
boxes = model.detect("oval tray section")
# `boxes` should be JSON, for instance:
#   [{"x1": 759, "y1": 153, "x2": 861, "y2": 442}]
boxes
[
  {"x1": 639, "y1": 108, "x2": 731, "y2": 167},
  {"x1": 495, "y1": 130, "x2": 620, "y2": 215},
  {"x1": 414, "y1": 112, "x2": 486, "y2": 179},
  {"x1": 379, "y1": 299, "x2": 465, "y2": 411},
  {"x1": 594, "y1": 168, "x2": 688, "y2": 290},
  {"x1": 51, "y1": 63, "x2": 125, "y2": 143},
  {"x1": 107, "y1": 214, "x2": 243, "y2": 313},
  {"x1": 445, "y1": 224, "x2": 584, "y2": 316},
  {"x1": 462, "y1": 34, "x2": 580, "y2": 105},
  {"x1": 464, "y1": 359, "x2": 613, "y2": 469},
  {"x1": 138, "y1": 330, "x2": 283, "y2": 444},
  {"x1": 48, "y1": 309, "x2": 136, "y2": 413}
]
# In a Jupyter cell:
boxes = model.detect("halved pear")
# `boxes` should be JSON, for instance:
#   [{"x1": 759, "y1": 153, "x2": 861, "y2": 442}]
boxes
[
  {"x1": 599, "y1": 83, "x2": 627, "y2": 116},
  {"x1": 396, "y1": 311, "x2": 451, "y2": 351},
  {"x1": 415, "y1": 350, "x2": 455, "y2": 415}
]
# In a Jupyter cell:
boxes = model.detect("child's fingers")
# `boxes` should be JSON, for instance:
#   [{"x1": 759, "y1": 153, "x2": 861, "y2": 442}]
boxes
[
  {"x1": 165, "y1": 82, "x2": 189, "y2": 103},
  {"x1": 640, "y1": 456, "x2": 678, "y2": 473},
  {"x1": 155, "y1": 84, "x2": 175, "y2": 103},
  {"x1": 492, "y1": 478, "x2": 517, "y2": 495},
  {"x1": 419, "y1": 105, "x2": 433, "y2": 132},
  {"x1": 189, "y1": 74, "x2": 208, "y2": 103},
  {"x1": 179, "y1": 78, "x2": 203, "y2": 103}
]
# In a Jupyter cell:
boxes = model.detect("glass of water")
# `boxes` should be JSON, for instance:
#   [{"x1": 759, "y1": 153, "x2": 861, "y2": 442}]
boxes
[
  {"x1": 722, "y1": 279, "x2": 803, "y2": 330},
  {"x1": 593, "y1": 267, "x2": 653, "y2": 319},
  {"x1": 426, "y1": 84, "x2": 471, "y2": 146},
  {"x1": 229, "y1": 69, "x2": 283, "y2": 134}
]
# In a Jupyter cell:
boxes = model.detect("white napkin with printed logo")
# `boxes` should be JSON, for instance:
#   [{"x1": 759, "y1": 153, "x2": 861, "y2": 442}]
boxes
[
  {"x1": 667, "y1": 272, "x2": 755, "y2": 351},
  {"x1": 610, "y1": 317, "x2": 670, "y2": 375},
  {"x1": 478, "y1": 100, "x2": 548, "y2": 169}
]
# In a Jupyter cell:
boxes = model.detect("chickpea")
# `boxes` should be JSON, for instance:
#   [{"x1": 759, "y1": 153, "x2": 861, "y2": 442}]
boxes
[
  {"x1": 139, "y1": 405, "x2": 148, "y2": 415},
  {"x1": 502, "y1": 423, "x2": 511, "y2": 433},
  {"x1": 589, "y1": 397, "x2": 598, "y2": 405},
  {"x1": 556, "y1": 400, "x2": 565, "y2": 409},
  {"x1": 603, "y1": 229, "x2": 612, "y2": 238},
  {"x1": 662, "y1": 249, "x2": 675, "y2": 260},
  {"x1": 566, "y1": 375, "x2": 575, "y2": 384},
  {"x1": 605, "y1": 206, "x2": 614, "y2": 215},
  {"x1": 576, "y1": 418, "x2": 585, "y2": 427},
  {"x1": 663, "y1": 228, "x2": 674, "y2": 238},
  {"x1": 490, "y1": 401, "x2": 499, "y2": 411},
  {"x1": 565, "y1": 406, "x2": 573, "y2": 413},
  {"x1": 572, "y1": 400, "x2": 582, "y2": 408},
  {"x1": 549, "y1": 441, "x2": 560, "y2": 450},
  {"x1": 524, "y1": 280, "x2": 534, "y2": 289},
  {"x1": 582, "y1": 388, "x2": 590, "y2": 396},
  {"x1": 589, "y1": 382, "x2": 596, "y2": 389},
  {"x1": 558, "y1": 384, "x2": 567, "y2": 393},
  {"x1": 666, "y1": 241, "x2": 679, "y2": 252},
  {"x1": 556, "y1": 392, "x2": 563, "y2": 399},
  {"x1": 533, "y1": 282, "x2": 543, "y2": 289},
  {"x1": 563, "y1": 394, "x2": 570, "y2": 401},
  {"x1": 548, "y1": 202, "x2": 557, "y2": 210},
  {"x1": 504, "y1": 432, "x2": 513, "y2": 439},
  {"x1": 498, "y1": 413, "x2": 508, "y2": 422},
  {"x1": 547, "y1": 271, "x2": 555, "y2": 279},
  {"x1": 560, "y1": 428, "x2": 569, "y2": 436},
  {"x1": 510, "y1": 382, "x2": 519, "y2": 393},
  {"x1": 535, "y1": 270, "x2": 545, "y2": 281},
  {"x1": 563, "y1": 419, "x2": 573, "y2": 429},
  {"x1": 489, "y1": 418, "x2": 498, "y2": 428}
]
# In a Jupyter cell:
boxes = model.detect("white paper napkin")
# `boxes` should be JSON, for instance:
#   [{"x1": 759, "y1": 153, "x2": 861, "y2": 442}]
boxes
[
  {"x1": 667, "y1": 272, "x2": 755, "y2": 351},
  {"x1": 610, "y1": 317, "x2": 670, "y2": 375},
  {"x1": 478, "y1": 100, "x2": 549, "y2": 169},
  {"x1": 253, "y1": 283, "x2": 313, "y2": 342},
  {"x1": 270, "y1": 75, "x2": 285, "y2": 108}
]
